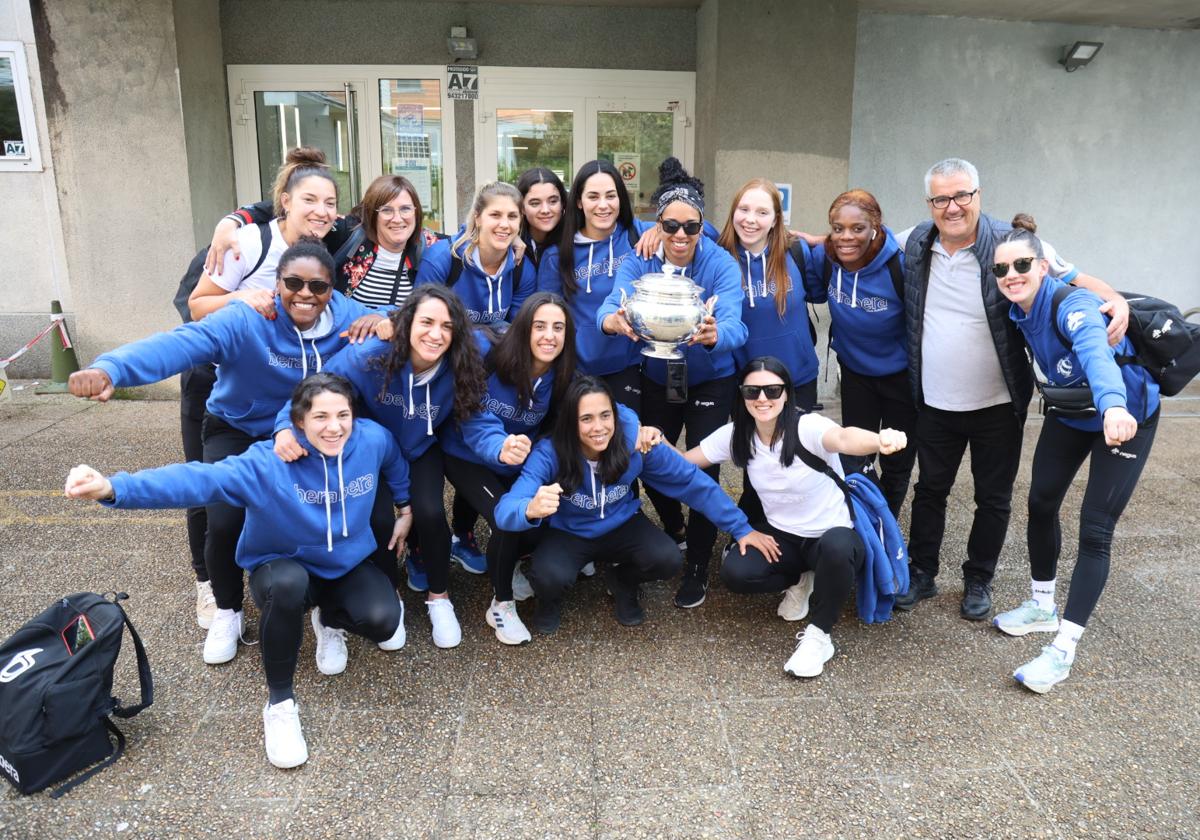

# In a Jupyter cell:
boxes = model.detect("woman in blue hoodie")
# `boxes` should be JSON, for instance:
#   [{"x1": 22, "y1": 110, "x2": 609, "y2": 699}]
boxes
[
  {"x1": 495, "y1": 376, "x2": 777, "y2": 633},
  {"x1": 597, "y1": 158, "x2": 747, "y2": 610},
  {"x1": 414, "y1": 181, "x2": 535, "y2": 325},
  {"x1": 536, "y1": 159, "x2": 647, "y2": 412},
  {"x1": 816, "y1": 190, "x2": 916, "y2": 517},
  {"x1": 65, "y1": 374, "x2": 411, "y2": 770},
  {"x1": 439, "y1": 292, "x2": 577, "y2": 644},
  {"x1": 988, "y1": 217, "x2": 1159, "y2": 694},
  {"x1": 68, "y1": 239, "x2": 379, "y2": 667},
  {"x1": 516, "y1": 167, "x2": 567, "y2": 272},
  {"x1": 273, "y1": 284, "x2": 490, "y2": 650}
]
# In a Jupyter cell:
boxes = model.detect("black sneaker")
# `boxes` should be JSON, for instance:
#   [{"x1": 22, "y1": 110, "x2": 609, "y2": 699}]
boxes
[
  {"x1": 673, "y1": 573, "x2": 708, "y2": 609},
  {"x1": 531, "y1": 598, "x2": 562, "y2": 634},
  {"x1": 960, "y1": 579, "x2": 993, "y2": 621},
  {"x1": 895, "y1": 567, "x2": 937, "y2": 611},
  {"x1": 606, "y1": 566, "x2": 645, "y2": 626}
]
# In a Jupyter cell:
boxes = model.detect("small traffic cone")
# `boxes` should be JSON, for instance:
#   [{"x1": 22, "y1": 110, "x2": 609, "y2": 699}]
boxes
[{"x1": 35, "y1": 300, "x2": 80, "y2": 394}]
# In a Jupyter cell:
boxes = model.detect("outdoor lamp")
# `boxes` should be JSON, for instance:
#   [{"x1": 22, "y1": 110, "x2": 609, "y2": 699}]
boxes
[
  {"x1": 1059, "y1": 41, "x2": 1103, "y2": 72},
  {"x1": 448, "y1": 26, "x2": 478, "y2": 60}
]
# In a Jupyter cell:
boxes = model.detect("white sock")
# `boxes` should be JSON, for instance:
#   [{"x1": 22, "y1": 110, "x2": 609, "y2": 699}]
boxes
[
  {"x1": 1052, "y1": 620, "x2": 1084, "y2": 662},
  {"x1": 1031, "y1": 579, "x2": 1056, "y2": 612}
]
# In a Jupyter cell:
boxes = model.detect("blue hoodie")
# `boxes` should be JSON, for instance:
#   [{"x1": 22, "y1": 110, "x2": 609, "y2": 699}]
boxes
[
  {"x1": 732, "y1": 242, "x2": 820, "y2": 385},
  {"x1": 276, "y1": 337, "x2": 503, "y2": 463},
  {"x1": 597, "y1": 240, "x2": 747, "y2": 386},
  {"x1": 414, "y1": 235, "x2": 534, "y2": 324},
  {"x1": 495, "y1": 404, "x2": 751, "y2": 540},
  {"x1": 440, "y1": 330, "x2": 556, "y2": 476},
  {"x1": 815, "y1": 227, "x2": 908, "y2": 377},
  {"x1": 1011, "y1": 277, "x2": 1159, "y2": 432},
  {"x1": 103, "y1": 419, "x2": 409, "y2": 578},
  {"x1": 93, "y1": 295, "x2": 372, "y2": 438},
  {"x1": 535, "y1": 222, "x2": 647, "y2": 376}
]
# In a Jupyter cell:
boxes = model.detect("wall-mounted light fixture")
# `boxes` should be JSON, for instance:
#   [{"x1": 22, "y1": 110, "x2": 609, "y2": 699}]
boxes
[
  {"x1": 447, "y1": 26, "x2": 478, "y2": 61},
  {"x1": 1059, "y1": 41, "x2": 1103, "y2": 72}
]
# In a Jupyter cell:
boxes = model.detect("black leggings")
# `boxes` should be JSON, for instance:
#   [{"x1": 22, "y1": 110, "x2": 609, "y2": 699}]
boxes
[
  {"x1": 249, "y1": 557, "x2": 401, "y2": 703},
  {"x1": 1027, "y1": 411, "x2": 1158, "y2": 627},
  {"x1": 602, "y1": 363, "x2": 644, "y2": 416},
  {"x1": 202, "y1": 414, "x2": 269, "y2": 610},
  {"x1": 531, "y1": 510, "x2": 682, "y2": 602},
  {"x1": 443, "y1": 454, "x2": 524, "y2": 601},
  {"x1": 370, "y1": 442, "x2": 451, "y2": 594},
  {"x1": 720, "y1": 523, "x2": 864, "y2": 633},
  {"x1": 180, "y1": 363, "x2": 216, "y2": 582},
  {"x1": 640, "y1": 374, "x2": 734, "y2": 579},
  {"x1": 838, "y1": 364, "x2": 917, "y2": 517}
]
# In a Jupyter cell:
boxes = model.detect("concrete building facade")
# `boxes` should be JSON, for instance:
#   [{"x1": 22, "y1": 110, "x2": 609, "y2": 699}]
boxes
[{"x1": 2, "y1": 0, "x2": 1198, "y2": 383}]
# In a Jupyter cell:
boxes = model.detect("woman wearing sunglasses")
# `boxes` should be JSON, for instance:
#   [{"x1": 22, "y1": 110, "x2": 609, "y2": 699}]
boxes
[
  {"x1": 68, "y1": 239, "x2": 380, "y2": 666},
  {"x1": 681, "y1": 356, "x2": 907, "y2": 678},
  {"x1": 66, "y1": 373, "x2": 411, "y2": 769},
  {"x1": 598, "y1": 157, "x2": 746, "y2": 610},
  {"x1": 989, "y1": 216, "x2": 1159, "y2": 694}
]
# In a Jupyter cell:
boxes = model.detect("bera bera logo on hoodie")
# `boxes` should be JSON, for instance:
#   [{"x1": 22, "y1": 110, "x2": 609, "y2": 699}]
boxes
[{"x1": 294, "y1": 473, "x2": 376, "y2": 504}]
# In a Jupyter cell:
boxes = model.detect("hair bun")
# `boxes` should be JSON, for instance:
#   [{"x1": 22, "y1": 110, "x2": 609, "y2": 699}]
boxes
[
  {"x1": 286, "y1": 145, "x2": 328, "y2": 167},
  {"x1": 1011, "y1": 213, "x2": 1037, "y2": 233},
  {"x1": 656, "y1": 156, "x2": 705, "y2": 198}
]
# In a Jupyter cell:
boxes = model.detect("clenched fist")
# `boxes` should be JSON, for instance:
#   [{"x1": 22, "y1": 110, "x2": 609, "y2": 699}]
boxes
[{"x1": 526, "y1": 482, "x2": 563, "y2": 521}]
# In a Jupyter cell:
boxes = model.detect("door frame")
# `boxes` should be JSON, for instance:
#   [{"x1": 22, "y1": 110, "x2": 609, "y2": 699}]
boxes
[
  {"x1": 473, "y1": 67, "x2": 695, "y2": 190},
  {"x1": 227, "y1": 64, "x2": 458, "y2": 224}
]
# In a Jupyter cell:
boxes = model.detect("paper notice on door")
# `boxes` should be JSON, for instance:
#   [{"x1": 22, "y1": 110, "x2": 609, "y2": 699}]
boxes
[{"x1": 615, "y1": 153, "x2": 640, "y2": 195}]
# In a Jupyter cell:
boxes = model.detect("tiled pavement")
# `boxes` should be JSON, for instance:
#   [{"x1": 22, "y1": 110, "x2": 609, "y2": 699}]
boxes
[{"x1": 0, "y1": 386, "x2": 1196, "y2": 839}]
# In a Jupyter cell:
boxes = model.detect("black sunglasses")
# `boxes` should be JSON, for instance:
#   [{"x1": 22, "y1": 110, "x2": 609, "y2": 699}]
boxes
[
  {"x1": 992, "y1": 257, "x2": 1038, "y2": 279},
  {"x1": 739, "y1": 384, "x2": 786, "y2": 400},
  {"x1": 281, "y1": 276, "x2": 333, "y2": 295},
  {"x1": 659, "y1": 218, "x2": 703, "y2": 236}
]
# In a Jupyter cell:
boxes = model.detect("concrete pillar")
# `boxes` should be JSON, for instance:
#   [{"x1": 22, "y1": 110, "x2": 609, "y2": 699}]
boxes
[{"x1": 33, "y1": 0, "x2": 197, "y2": 388}]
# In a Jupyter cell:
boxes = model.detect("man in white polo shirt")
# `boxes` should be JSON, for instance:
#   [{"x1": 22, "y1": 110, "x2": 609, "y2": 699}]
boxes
[{"x1": 893, "y1": 158, "x2": 1126, "y2": 621}]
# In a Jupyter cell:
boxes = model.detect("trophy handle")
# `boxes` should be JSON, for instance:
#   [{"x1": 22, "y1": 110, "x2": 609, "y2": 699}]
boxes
[{"x1": 619, "y1": 288, "x2": 628, "y2": 309}]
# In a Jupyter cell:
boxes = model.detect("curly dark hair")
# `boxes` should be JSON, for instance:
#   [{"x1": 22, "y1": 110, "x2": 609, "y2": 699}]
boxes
[{"x1": 373, "y1": 284, "x2": 487, "y2": 425}]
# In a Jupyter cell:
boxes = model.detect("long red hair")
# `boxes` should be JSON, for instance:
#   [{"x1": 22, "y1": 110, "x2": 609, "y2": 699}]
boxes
[{"x1": 717, "y1": 178, "x2": 790, "y2": 316}]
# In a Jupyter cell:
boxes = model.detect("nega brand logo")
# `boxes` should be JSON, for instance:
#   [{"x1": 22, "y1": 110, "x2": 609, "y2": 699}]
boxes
[
  {"x1": 0, "y1": 751, "x2": 17, "y2": 782},
  {"x1": 0, "y1": 648, "x2": 43, "y2": 683},
  {"x1": 294, "y1": 474, "x2": 376, "y2": 504}
]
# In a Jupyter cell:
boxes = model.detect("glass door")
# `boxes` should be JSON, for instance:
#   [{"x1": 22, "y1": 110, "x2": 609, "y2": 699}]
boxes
[
  {"x1": 591, "y1": 102, "x2": 680, "y2": 221},
  {"x1": 476, "y1": 95, "x2": 583, "y2": 190},
  {"x1": 378, "y1": 79, "x2": 448, "y2": 232}
]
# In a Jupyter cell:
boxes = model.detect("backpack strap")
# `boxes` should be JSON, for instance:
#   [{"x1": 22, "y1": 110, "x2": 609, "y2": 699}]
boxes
[
  {"x1": 109, "y1": 595, "x2": 153, "y2": 719},
  {"x1": 627, "y1": 223, "x2": 640, "y2": 250},
  {"x1": 793, "y1": 443, "x2": 856, "y2": 525},
  {"x1": 244, "y1": 222, "x2": 274, "y2": 279},
  {"x1": 1049, "y1": 283, "x2": 1073, "y2": 351},
  {"x1": 886, "y1": 252, "x2": 904, "y2": 302},
  {"x1": 48, "y1": 718, "x2": 126, "y2": 799},
  {"x1": 446, "y1": 250, "x2": 464, "y2": 287}
]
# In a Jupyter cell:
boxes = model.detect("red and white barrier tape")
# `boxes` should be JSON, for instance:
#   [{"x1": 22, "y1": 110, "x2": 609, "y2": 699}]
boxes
[{"x1": 0, "y1": 314, "x2": 72, "y2": 369}]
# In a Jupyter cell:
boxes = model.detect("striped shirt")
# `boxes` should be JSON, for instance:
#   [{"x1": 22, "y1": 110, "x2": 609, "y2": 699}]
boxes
[{"x1": 350, "y1": 246, "x2": 413, "y2": 310}]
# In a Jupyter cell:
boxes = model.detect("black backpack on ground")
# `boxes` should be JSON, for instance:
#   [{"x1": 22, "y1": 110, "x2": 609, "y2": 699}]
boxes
[
  {"x1": 0, "y1": 592, "x2": 153, "y2": 797},
  {"x1": 1050, "y1": 285, "x2": 1200, "y2": 397},
  {"x1": 172, "y1": 223, "x2": 273, "y2": 323}
]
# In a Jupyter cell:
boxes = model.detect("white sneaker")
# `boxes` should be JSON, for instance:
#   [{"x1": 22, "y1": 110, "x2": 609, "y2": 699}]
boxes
[
  {"x1": 427, "y1": 598, "x2": 462, "y2": 649},
  {"x1": 377, "y1": 600, "x2": 406, "y2": 651},
  {"x1": 512, "y1": 563, "x2": 535, "y2": 602},
  {"x1": 784, "y1": 624, "x2": 835, "y2": 678},
  {"x1": 311, "y1": 608, "x2": 348, "y2": 675},
  {"x1": 195, "y1": 580, "x2": 217, "y2": 629},
  {"x1": 486, "y1": 599, "x2": 532, "y2": 645},
  {"x1": 777, "y1": 572, "x2": 815, "y2": 622},
  {"x1": 262, "y1": 699, "x2": 308, "y2": 769},
  {"x1": 580, "y1": 562, "x2": 597, "y2": 578},
  {"x1": 203, "y1": 608, "x2": 243, "y2": 665}
]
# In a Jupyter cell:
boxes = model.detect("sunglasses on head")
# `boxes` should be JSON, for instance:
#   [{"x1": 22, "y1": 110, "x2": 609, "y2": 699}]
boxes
[
  {"x1": 281, "y1": 276, "x2": 333, "y2": 295},
  {"x1": 659, "y1": 218, "x2": 703, "y2": 236},
  {"x1": 991, "y1": 257, "x2": 1038, "y2": 279},
  {"x1": 739, "y1": 384, "x2": 786, "y2": 400}
]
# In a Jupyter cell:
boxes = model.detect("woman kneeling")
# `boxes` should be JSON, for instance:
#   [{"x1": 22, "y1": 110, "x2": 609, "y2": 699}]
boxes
[{"x1": 64, "y1": 374, "x2": 411, "y2": 769}]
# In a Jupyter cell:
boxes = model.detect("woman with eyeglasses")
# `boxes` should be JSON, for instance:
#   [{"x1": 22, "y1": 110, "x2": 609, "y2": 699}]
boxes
[
  {"x1": 681, "y1": 356, "x2": 907, "y2": 678},
  {"x1": 814, "y1": 189, "x2": 916, "y2": 517},
  {"x1": 537, "y1": 159, "x2": 649, "y2": 413},
  {"x1": 598, "y1": 157, "x2": 746, "y2": 610},
  {"x1": 68, "y1": 239, "x2": 380, "y2": 667},
  {"x1": 988, "y1": 216, "x2": 1158, "y2": 694}
]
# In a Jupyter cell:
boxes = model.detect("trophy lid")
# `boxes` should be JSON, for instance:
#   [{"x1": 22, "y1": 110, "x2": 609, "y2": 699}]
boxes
[{"x1": 631, "y1": 272, "x2": 703, "y2": 296}]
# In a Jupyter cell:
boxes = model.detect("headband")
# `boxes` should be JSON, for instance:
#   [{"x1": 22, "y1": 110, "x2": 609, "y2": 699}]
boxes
[{"x1": 656, "y1": 185, "x2": 704, "y2": 217}]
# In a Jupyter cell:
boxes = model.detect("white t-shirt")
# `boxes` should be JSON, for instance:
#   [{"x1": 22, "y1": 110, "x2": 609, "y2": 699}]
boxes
[
  {"x1": 212, "y1": 219, "x2": 287, "y2": 293},
  {"x1": 895, "y1": 227, "x2": 1075, "y2": 411},
  {"x1": 699, "y1": 413, "x2": 852, "y2": 538}
]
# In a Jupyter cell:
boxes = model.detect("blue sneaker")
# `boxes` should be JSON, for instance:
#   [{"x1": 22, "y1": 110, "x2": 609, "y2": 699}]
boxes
[
  {"x1": 450, "y1": 532, "x2": 488, "y2": 574},
  {"x1": 993, "y1": 600, "x2": 1060, "y2": 637},
  {"x1": 406, "y1": 546, "x2": 429, "y2": 592},
  {"x1": 1013, "y1": 645, "x2": 1072, "y2": 694}
]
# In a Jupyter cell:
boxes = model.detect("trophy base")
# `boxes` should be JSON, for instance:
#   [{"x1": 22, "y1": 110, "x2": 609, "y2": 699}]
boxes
[{"x1": 641, "y1": 342, "x2": 684, "y2": 360}]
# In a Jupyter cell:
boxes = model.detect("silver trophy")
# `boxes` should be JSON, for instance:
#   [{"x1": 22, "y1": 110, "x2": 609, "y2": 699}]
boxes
[{"x1": 620, "y1": 272, "x2": 708, "y2": 359}]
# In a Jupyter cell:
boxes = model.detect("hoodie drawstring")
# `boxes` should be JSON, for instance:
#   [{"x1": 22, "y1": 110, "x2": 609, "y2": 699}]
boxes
[
  {"x1": 407, "y1": 372, "x2": 435, "y2": 436},
  {"x1": 336, "y1": 449, "x2": 347, "y2": 539},
  {"x1": 745, "y1": 251, "x2": 754, "y2": 309},
  {"x1": 835, "y1": 265, "x2": 861, "y2": 309},
  {"x1": 293, "y1": 327, "x2": 325, "y2": 378},
  {"x1": 607, "y1": 236, "x2": 614, "y2": 278},
  {"x1": 586, "y1": 243, "x2": 595, "y2": 294},
  {"x1": 589, "y1": 467, "x2": 606, "y2": 520},
  {"x1": 530, "y1": 376, "x2": 543, "y2": 410}
]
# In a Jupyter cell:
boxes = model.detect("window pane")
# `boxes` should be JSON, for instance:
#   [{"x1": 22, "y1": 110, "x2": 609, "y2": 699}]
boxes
[
  {"x1": 597, "y1": 111, "x2": 673, "y2": 220},
  {"x1": 379, "y1": 80, "x2": 445, "y2": 233},
  {"x1": 496, "y1": 109, "x2": 572, "y2": 185},
  {"x1": 0, "y1": 56, "x2": 28, "y2": 158},
  {"x1": 253, "y1": 90, "x2": 354, "y2": 214}
]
